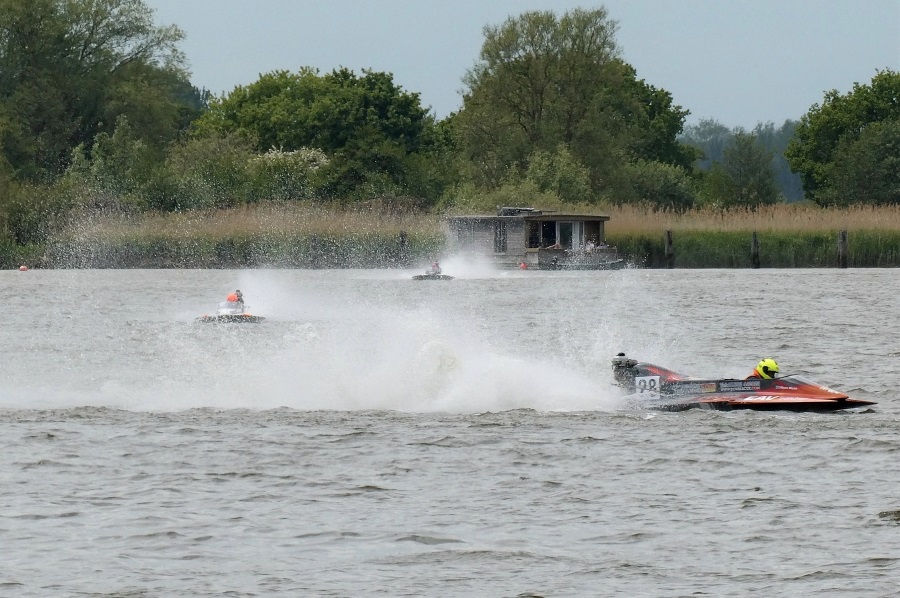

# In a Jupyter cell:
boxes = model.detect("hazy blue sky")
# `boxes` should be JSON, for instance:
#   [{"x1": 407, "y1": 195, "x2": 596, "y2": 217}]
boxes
[{"x1": 145, "y1": 0, "x2": 899, "y2": 130}]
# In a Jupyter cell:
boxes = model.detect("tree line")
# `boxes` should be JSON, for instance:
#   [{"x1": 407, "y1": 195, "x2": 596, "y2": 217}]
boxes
[{"x1": 1, "y1": 0, "x2": 898, "y2": 250}]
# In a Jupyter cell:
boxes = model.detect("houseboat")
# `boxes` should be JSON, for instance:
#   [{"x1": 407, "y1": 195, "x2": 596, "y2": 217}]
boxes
[{"x1": 444, "y1": 207, "x2": 625, "y2": 270}]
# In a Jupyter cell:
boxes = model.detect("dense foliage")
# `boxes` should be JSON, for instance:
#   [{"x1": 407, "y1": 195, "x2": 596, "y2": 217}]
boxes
[
  {"x1": 194, "y1": 67, "x2": 452, "y2": 201},
  {"x1": 681, "y1": 119, "x2": 803, "y2": 203},
  {"x1": 453, "y1": 8, "x2": 697, "y2": 208},
  {"x1": 0, "y1": 2, "x2": 897, "y2": 262},
  {"x1": 0, "y1": 0, "x2": 208, "y2": 244},
  {"x1": 0, "y1": 0, "x2": 204, "y2": 181},
  {"x1": 785, "y1": 69, "x2": 900, "y2": 205}
]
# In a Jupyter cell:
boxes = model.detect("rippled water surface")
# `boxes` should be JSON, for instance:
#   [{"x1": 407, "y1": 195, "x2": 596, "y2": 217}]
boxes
[{"x1": 2, "y1": 266, "x2": 900, "y2": 596}]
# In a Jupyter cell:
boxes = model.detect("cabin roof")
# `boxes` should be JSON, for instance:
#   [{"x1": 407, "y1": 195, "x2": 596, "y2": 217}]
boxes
[
  {"x1": 521, "y1": 213, "x2": 610, "y2": 222},
  {"x1": 446, "y1": 211, "x2": 610, "y2": 223}
]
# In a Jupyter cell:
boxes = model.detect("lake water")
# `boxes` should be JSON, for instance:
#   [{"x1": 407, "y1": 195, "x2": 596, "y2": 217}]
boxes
[{"x1": 2, "y1": 263, "x2": 899, "y2": 596}]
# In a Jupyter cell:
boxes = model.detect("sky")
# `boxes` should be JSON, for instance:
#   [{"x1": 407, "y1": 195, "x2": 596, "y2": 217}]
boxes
[{"x1": 145, "y1": 0, "x2": 900, "y2": 130}]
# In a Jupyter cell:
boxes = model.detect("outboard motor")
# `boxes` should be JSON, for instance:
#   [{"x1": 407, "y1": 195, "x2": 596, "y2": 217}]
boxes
[{"x1": 612, "y1": 352, "x2": 639, "y2": 387}]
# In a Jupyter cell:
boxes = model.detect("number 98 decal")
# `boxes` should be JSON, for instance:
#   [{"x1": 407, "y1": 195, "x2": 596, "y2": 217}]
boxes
[{"x1": 634, "y1": 375, "x2": 660, "y2": 399}]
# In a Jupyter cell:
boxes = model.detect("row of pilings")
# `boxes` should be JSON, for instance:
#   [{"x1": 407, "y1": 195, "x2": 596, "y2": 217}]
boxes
[{"x1": 661, "y1": 230, "x2": 851, "y2": 269}]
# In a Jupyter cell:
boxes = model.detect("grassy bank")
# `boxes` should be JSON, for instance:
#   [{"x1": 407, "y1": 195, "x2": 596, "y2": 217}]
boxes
[
  {"x1": 6, "y1": 202, "x2": 900, "y2": 268},
  {"x1": 604, "y1": 204, "x2": 900, "y2": 267},
  {"x1": 609, "y1": 230, "x2": 900, "y2": 268},
  {"x1": 43, "y1": 202, "x2": 444, "y2": 268}
]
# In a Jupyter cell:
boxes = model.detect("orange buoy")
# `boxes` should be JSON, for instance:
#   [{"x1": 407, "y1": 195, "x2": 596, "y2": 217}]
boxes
[{"x1": 19, "y1": 265, "x2": 28, "y2": 271}]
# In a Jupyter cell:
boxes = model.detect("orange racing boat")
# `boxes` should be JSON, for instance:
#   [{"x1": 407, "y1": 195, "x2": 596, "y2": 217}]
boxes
[{"x1": 612, "y1": 353, "x2": 875, "y2": 412}]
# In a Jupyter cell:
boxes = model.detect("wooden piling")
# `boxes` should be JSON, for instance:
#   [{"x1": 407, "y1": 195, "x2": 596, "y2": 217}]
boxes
[
  {"x1": 750, "y1": 232, "x2": 760, "y2": 269},
  {"x1": 397, "y1": 231, "x2": 408, "y2": 266},
  {"x1": 309, "y1": 234, "x2": 320, "y2": 268},
  {"x1": 664, "y1": 230, "x2": 675, "y2": 269},
  {"x1": 838, "y1": 230, "x2": 848, "y2": 268}
]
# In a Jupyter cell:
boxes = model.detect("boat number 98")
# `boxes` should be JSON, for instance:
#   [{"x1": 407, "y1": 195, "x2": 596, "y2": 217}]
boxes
[{"x1": 634, "y1": 376, "x2": 661, "y2": 399}]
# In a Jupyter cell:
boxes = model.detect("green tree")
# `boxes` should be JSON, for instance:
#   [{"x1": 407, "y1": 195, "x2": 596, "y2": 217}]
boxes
[
  {"x1": 720, "y1": 133, "x2": 779, "y2": 207},
  {"x1": 456, "y1": 8, "x2": 620, "y2": 189},
  {"x1": 525, "y1": 144, "x2": 592, "y2": 203},
  {"x1": 159, "y1": 132, "x2": 256, "y2": 211},
  {"x1": 683, "y1": 119, "x2": 803, "y2": 202},
  {"x1": 628, "y1": 80, "x2": 697, "y2": 170},
  {"x1": 751, "y1": 120, "x2": 803, "y2": 201},
  {"x1": 0, "y1": 0, "x2": 194, "y2": 181},
  {"x1": 195, "y1": 67, "x2": 444, "y2": 201},
  {"x1": 65, "y1": 115, "x2": 157, "y2": 204},
  {"x1": 694, "y1": 163, "x2": 736, "y2": 208},
  {"x1": 785, "y1": 69, "x2": 900, "y2": 204},
  {"x1": 818, "y1": 118, "x2": 900, "y2": 206},
  {"x1": 247, "y1": 147, "x2": 329, "y2": 202},
  {"x1": 680, "y1": 118, "x2": 734, "y2": 170},
  {"x1": 455, "y1": 8, "x2": 692, "y2": 201},
  {"x1": 622, "y1": 160, "x2": 695, "y2": 211}
]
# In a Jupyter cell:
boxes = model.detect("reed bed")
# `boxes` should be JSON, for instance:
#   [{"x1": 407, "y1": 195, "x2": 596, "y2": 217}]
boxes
[
  {"x1": 61, "y1": 201, "x2": 442, "y2": 241},
  {"x1": 604, "y1": 206, "x2": 900, "y2": 268},
  {"x1": 14, "y1": 201, "x2": 900, "y2": 268},
  {"x1": 54, "y1": 201, "x2": 900, "y2": 243},
  {"x1": 604, "y1": 203, "x2": 900, "y2": 235},
  {"x1": 47, "y1": 201, "x2": 444, "y2": 268}
]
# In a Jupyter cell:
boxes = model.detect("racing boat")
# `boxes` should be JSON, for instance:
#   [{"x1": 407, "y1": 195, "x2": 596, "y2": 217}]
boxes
[
  {"x1": 611, "y1": 353, "x2": 875, "y2": 412},
  {"x1": 197, "y1": 301, "x2": 265, "y2": 323},
  {"x1": 412, "y1": 273, "x2": 454, "y2": 280}
]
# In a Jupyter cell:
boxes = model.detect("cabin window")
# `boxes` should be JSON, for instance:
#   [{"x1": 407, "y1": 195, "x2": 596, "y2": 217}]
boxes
[
  {"x1": 526, "y1": 222, "x2": 541, "y2": 248},
  {"x1": 541, "y1": 221, "x2": 555, "y2": 246},
  {"x1": 493, "y1": 221, "x2": 507, "y2": 253},
  {"x1": 584, "y1": 222, "x2": 601, "y2": 244},
  {"x1": 558, "y1": 222, "x2": 573, "y2": 249}
]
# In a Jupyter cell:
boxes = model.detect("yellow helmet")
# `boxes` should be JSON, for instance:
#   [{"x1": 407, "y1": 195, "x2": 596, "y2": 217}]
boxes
[{"x1": 756, "y1": 358, "x2": 779, "y2": 379}]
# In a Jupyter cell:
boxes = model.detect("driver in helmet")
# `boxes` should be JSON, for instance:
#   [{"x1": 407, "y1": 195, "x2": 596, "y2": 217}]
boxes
[
  {"x1": 426, "y1": 261, "x2": 442, "y2": 275},
  {"x1": 225, "y1": 289, "x2": 244, "y2": 306},
  {"x1": 747, "y1": 358, "x2": 779, "y2": 380}
]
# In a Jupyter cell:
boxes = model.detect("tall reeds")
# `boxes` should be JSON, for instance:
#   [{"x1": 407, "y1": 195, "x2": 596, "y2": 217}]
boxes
[
  {"x1": 603, "y1": 204, "x2": 900, "y2": 267},
  {"x1": 47, "y1": 201, "x2": 443, "y2": 268},
  {"x1": 605, "y1": 203, "x2": 900, "y2": 234},
  {"x1": 19, "y1": 201, "x2": 900, "y2": 268}
]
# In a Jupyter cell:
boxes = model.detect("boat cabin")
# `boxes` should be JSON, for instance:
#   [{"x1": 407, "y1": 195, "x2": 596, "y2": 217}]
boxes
[{"x1": 444, "y1": 207, "x2": 621, "y2": 269}]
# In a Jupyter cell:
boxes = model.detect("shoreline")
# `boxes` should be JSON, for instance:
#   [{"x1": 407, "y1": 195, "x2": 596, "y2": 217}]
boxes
[
  {"x1": 6, "y1": 203, "x2": 900, "y2": 269},
  {"x1": 6, "y1": 228, "x2": 898, "y2": 269}
]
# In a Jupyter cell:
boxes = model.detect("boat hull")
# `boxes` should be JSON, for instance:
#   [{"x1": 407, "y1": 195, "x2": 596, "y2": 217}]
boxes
[
  {"x1": 413, "y1": 274, "x2": 454, "y2": 280},
  {"x1": 612, "y1": 354, "x2": 875, "y2": 412},
  {"x1": 539, "y1": 259, "x2": 626, "y2": 271},
  {"x1": 197, "y1": 314, "x2": 265, "y2": 323},
  {"x1": 698, "y1": 397, "x2": 875, "y2": 412}
]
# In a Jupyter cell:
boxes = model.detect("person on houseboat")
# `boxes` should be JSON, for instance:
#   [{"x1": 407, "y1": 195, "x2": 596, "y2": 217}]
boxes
[{"x1": 747, "y1": 358, "x2": 779, "y2": 380}]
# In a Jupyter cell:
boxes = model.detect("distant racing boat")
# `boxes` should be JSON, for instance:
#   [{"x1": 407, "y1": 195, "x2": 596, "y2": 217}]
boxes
[
  {"x1": 412, "y1": 273, "x2": 454, "y2": 280},
  {"x1": 197, "y1": 301, "x2": 265, "y2": 323}
]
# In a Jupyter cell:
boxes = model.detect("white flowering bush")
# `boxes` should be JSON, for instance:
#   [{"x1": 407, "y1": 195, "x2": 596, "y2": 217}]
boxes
[{"x1": 248, "y1": 147, "x2": 329, "y2": 201}]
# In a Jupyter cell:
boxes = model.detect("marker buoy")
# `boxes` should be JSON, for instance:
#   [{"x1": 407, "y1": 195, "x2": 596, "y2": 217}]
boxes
[
  {"x1": 519, "y1": 262, "x2": 528, "y2": 269},
  {"x1": 19, "y1": 265, "x2": 28, "y2": 271}
]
